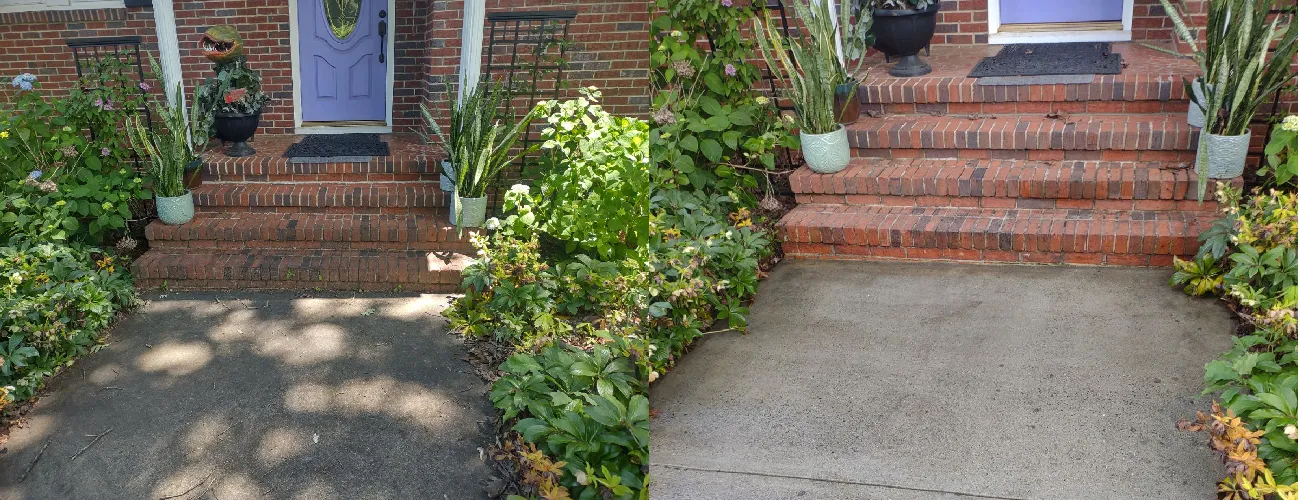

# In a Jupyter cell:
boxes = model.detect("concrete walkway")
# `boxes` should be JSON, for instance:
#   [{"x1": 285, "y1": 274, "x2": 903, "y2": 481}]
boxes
[
  {"x1": 0, "y1": 292, "x2": 492, "y2": 500},
  {"x1": 651, "y1": 260, "x2": 1234, "y2": 499}
]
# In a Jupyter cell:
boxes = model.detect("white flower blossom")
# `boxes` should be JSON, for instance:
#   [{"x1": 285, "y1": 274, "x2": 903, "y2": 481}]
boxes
[
  {"x1": 1283, "y1": 116, "x2": 1299, "y2": 132},
  {"x1": 509, "y1": 184, "x2": 530, "y2": 195}
]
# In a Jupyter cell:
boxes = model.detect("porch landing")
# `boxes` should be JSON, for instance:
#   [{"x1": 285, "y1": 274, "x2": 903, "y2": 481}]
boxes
[{"x1": 132, "y1": 134, "x2": 474, "y2": 293}]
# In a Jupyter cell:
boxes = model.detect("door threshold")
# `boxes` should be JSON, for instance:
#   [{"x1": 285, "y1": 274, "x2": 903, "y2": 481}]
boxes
[
  {"x1": 295, "y1": 123, "x2": 393, "y2": 135},
  {"x1": 988, "y1": 29, "x2": 1131, "y2": 45},
  {"x1": 999, "y1": 21, "x2": 1122, "y2": 33}
]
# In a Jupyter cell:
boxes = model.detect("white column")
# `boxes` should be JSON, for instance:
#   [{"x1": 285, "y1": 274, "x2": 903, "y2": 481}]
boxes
[
  {"x1": 457, "y1": 0, "x2": 486, "y2": 102},
  {"x1": 150, "y1": 0, "x2": 186, "y2": 109}
]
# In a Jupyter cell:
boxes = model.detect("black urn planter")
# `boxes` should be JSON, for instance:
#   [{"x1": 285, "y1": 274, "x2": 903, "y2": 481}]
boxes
[
  {"x1": 213, "y1": 110, "x2": 261, "y2": 157},
  {"x1": 183, "y1": 158, "x2": 204, "y2": 190},
  {"x1": 834, "y1": 82, "x2": 861, "y2": 125},
  {"x1": 872, "y1": 3, "x2": 941, "y2": 77}
]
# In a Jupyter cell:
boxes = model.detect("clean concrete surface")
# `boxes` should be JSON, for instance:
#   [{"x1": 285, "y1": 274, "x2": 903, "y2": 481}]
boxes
[
  {"x1": 651, "y1": 260, "x2": 1235, "y2": 500},
  {"x1": 0, "y1": 292, "x2": 492, "y2": 500}
]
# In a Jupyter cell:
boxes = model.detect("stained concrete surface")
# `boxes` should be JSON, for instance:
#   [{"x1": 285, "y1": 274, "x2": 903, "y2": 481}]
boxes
[
  {"x1": 651, "y1": 260, "x2": 1235, "y2": 499},
  {"x1": 0, "y1": 292, "x2": 492, "y2": 500}
]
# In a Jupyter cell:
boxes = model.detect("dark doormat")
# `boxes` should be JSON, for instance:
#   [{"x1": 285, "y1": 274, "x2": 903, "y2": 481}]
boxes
[
  {"x1": 968, "y1": 42, "x2": 1122, "y2": 78},
  {"x1": 284, "y1": 133, "x2": 391, "y2": 159}
]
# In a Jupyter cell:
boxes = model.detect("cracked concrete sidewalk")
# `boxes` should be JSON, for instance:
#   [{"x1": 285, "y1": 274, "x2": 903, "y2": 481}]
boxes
[{"x1": 651, "y1": 260, "x2": 1233, "y2": 499}]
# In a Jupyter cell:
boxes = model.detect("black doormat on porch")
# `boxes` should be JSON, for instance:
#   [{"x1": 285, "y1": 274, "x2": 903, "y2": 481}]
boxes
[
  {"x1": 967, "y1": 42, "x2": 1122, "y2": 78},
  {"x1": 283, "y1": 133, "x2": 391, "y2": 159}
]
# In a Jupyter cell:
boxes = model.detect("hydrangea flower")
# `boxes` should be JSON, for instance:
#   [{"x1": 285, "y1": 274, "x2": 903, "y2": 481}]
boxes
[
  {"x1": 139, "y1": 82, "x2": 151, "y2": 91},
  {"x1": 1283, "y1": 115, "x2": 1299, "y2": 132},
  {"x1": 27, "y1": 170, "x2": 41, "y2": 180},
  {"x1": 722, "y1": 0, "x2": 733, "y2": 6},
  {"x1": 755, "y1": 96, "x2": 770, "y2": 105},
  {"x1": 509, "y1": 184, "x2": 530, "y2": 194},
  {"x1": 10, "y1": 73, "x2": 36, "y2": 91},
  {"x1": 102, "y1": 147, "x2": 112, "y2": 156},
  {"x1": 724, "y1": 64, "x2": 737, "y2": 76}
]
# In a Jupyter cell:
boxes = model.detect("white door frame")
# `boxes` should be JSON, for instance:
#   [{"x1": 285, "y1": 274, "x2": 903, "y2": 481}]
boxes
[
  {"x1": 988, "y1": 0, "x2": 1133, "y2": 44},
  {"x1": 288, "y1": 0, "x2": 396, "y2": 134}
]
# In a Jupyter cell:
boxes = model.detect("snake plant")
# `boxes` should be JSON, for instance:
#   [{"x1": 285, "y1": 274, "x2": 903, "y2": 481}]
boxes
[
  {"x1": 128, "y1": 77, "x2": 211, "y2": 199},
  {"x1": 754, "y1": 0, "x2": 846, "y2": 135},
  {"x1": 1161, "y1": 0, "x2": 1297, "y2": 199}
]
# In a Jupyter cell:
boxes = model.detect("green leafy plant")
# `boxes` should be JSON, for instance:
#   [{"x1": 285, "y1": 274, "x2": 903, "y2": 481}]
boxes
[
  {"x1": 1, "y1": 72, "x2": 149, "y2": 245},
  {"x1": 196, "y1": 57, "x2": 271, "y2": 116},
  {"x1": 491, "y1": 340, "x2": 649, "y2": 500},
  {"x1": 506, "y1": 88, "x2": 649, "y2": 259},
  {"x1": 0, "y1": 237, "x2": 138, "y2": 407},
  {"x1": 753, "y1": 0, "x2": 843, "y2": 135},
  {"x1": 1260, "y1": 117, "x2": 1298, "y2": 189},
  {"x1": 1172, "y1": 253, "x2": 1224, "y2": 296}
]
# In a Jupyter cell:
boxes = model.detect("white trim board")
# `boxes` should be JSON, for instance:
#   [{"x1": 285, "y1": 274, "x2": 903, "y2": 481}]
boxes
[
  {"x1": 987, "y1": 0, "x2": 1134, "y2": 44},
  {"x1": 288, "y1": 0, "x2": 397, "y2": 130}
]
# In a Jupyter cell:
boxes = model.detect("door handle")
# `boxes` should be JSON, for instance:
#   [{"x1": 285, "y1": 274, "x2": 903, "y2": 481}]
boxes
[{"x1": 378, "y1": 9, "x2": 388, "y2": 64}]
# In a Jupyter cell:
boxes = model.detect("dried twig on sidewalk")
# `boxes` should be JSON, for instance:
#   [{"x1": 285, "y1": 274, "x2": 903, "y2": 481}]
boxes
[
  {"x1": 157, "y1": 473, "x2": 213, "y2": 500},
  {"x1": 19, "y1": 439, "x2": 50, "y2": 482},
  {"x1": 69, "y1": 428, "x2": 113, "y2": 461}
]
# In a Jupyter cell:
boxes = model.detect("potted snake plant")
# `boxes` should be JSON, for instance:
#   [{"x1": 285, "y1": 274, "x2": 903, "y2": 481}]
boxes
[
  {"x1": 1151, "y1": 0, "x2": 1224, "y2": 127},
  {"x1": 835, "y1": 0, "x2": 874, "y2": 125},
  {"x1": 423, "y1": 79, "x2": 539, "y2": 229},
  {"x1": 755, "y1": 0, "x2": 852, "y2": 174},
  {"x1": 1165, "y1": 0, "x2": 1297, "y2": 198},
  {"x1": 129, "y1": 81, "x2": 211, "y2": 225}
]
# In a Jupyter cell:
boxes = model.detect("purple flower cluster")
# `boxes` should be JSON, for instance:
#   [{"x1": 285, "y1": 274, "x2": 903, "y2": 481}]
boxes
[
  {"x1": 10, "y1": 73, "x2": 36, "y2": 91},
  {"x1": 722, "y1": 0, "x2": 733, "y2": 6},
  {"x1": 93, "y1": 98, "x2": 116, "y2": 111}
]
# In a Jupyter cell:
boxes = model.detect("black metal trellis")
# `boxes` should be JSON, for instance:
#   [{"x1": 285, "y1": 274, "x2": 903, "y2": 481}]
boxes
[
  {"x1": 484, "y1": 9, "x2": 576, "y2": 161},
  {"x1": 67, "y1": 36, "x2": 152, "y2": 130}
]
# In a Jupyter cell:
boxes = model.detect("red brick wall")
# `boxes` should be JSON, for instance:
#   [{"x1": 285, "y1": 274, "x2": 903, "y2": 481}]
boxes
[
  {"x1": 0, "y1": 7, "x2": 159, "y2": 96},
  {"x1": 932, "y1": 0, "x2": 1191, "y2": 45},
  {"x1": 420, "y1": 0, "x2": 650, "y2": 133}
]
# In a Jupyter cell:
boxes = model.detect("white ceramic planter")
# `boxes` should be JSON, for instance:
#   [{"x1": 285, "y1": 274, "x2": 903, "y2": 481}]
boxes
[
  {"x1": 452, "y1": 195, "x2": 488, "y2": 228},
  {"x1": 1197, "y1": 131, "x2": 1251, "y2": 179},
  {"x1": 800, "y1": 125, "x2": 850, "y2": 174},
  {"x1": 440, "y1": 160, "x2": 456, "y2": 192},
  {"x1": 155, "y1": 191, "x2": 195, "y2": 225},
  {"x1": 1188, "y1": 78, "x2": 1212, "y2": 128}
]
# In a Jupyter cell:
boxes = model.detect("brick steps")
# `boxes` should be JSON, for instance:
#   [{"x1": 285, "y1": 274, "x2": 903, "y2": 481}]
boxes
[
  {"x1": 846, "y1": 114, "x2": 1197, "y2": 153},
  {"x1": 777, "y1": 203, "x2": 1213, "y2": 266},
  {"x1": 131, "y1": 248, "x2": 470, "y2": 293},
  {"x1": 144, "y1": 213, "x2": 475, "y2": 253},
  {"x1": 193, "y1": 182, "x2": 448, "y2": 214},
  {"x1": 202, "y1": 157, "x2": 442, "y2": 183},
  {"x1": 789, "y1": 158, "x2": 1228, "y2": 211},
  {"x1": 866, "y1": 100, "x2": 1190, "y2": 117}
]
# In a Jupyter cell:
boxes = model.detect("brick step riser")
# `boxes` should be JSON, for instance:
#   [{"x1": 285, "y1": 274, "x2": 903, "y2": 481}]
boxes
[
  {"x1": 131, "y1": 252, "x2": 465, "y2": 292},
  {"x1": 147, "y1": 240, "x2": 475, "y2": 252},
  {"x1": 847, "y1": 127, "x2": 1197, "y2": 152},
  {"x1": 134, "y1": 278, "x2": 458, "y2": 293},
  {"x1": 779, "y1": 215, "x2": 1203, "y2": 257},
  {"x1": 782, "y1": 245, "x2": 1180, "y2": 267},
  {"x1": 857, "y1": 77, "x2": 1191, "y2": 105},
  {"x1": 793, "y1": 194, "x2": 1220, "y2": 212},
  {"x1": 197, "y1": 206, "x2": 452, "y2": 216},
  {"x1": 864, "y1": 101, "x2": 1189, "y2": 116},
  {"x1": 204, "y1": 173, "x2": 443, "y2": 183},
  {"x1": 854, "y1": 149, "x2": 1197, "y2": 162}
]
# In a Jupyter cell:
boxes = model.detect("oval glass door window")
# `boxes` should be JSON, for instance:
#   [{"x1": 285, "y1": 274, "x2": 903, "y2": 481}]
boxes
[{"x1": 323, "y1": 0, "x2": 361, "y2": 40}]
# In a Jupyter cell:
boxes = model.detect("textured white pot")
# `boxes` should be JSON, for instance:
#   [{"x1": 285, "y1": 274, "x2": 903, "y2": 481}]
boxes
[
  {"x1": 800, "y1": 125, "x2": 850, "y2": 174},
  {"x1": 452, "y1": 195, "x2": 488, "y2": 228},
  {"x1": 155, "y1": 190, "x2": 194, "y2": 225},
  {"x1": 1197, "y1": 131, "x2": 1251, "y2": 179},
  {"x1": 1188, "y1": 79, "x2": 1212, "y2": 128}
]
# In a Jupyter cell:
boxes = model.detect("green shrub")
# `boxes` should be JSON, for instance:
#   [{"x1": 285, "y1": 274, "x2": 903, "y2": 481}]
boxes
[
  {"x1": 1, "y1": 70, "x2": 150, "y2": 246},
  {"x1": 0, "y1": 237, "x2": 138, "y2": 406},
  {"x1": 491, "y1": 338, "x2": 649, "y2": 499},
  {"x1": 517, "y1": 88, "x2": 649, "y2": 260}
]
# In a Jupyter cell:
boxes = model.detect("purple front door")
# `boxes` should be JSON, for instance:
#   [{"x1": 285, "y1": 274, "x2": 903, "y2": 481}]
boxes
[
  {"x1": 1000, "y1": 0, "x2": 1124, "y2": 24},
  {"x1": 299, "y1": 0, "x2": 386, "y2": 121}
]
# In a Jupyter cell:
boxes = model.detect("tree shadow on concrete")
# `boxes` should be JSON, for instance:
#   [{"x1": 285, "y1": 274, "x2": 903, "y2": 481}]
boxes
[{"x1": 0, "y1": 291, "x2": 495, "y2": 500}]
